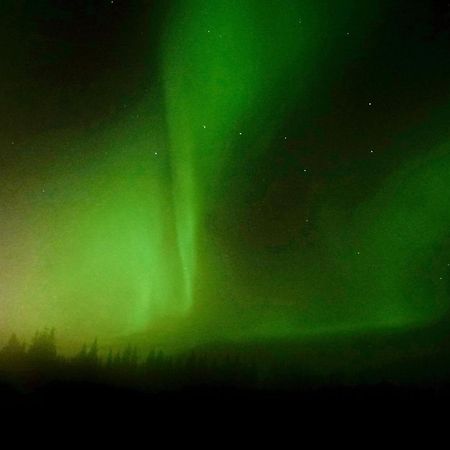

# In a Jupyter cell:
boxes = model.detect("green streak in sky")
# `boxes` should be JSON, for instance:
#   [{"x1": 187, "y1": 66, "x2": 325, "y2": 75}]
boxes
[
  {"x1": 162, "y1": 0, "x2": 318, "y2": 311},
  {"x1": 14, "y1": 126, "x2": 187, "y2": 338},
  {"x1": 1, "y1": 1, "x2": 449, "y2": 348},
  {"x1": 4, "y1": 0, "x2": 323, "y2": 340}
]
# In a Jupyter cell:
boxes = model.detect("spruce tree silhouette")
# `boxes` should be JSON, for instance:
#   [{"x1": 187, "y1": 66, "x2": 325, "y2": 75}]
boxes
[
  {"x1": 0, "y1": 333, "x2": 26, "y2": 361},
  {"x1": 27, "y1": 328, "x2": 57, "y2": 363}
]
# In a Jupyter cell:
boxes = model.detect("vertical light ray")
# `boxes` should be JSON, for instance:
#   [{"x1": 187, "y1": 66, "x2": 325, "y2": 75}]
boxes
[{"x1": 162, "y1": 0, "x2": 315, "y2": 310}]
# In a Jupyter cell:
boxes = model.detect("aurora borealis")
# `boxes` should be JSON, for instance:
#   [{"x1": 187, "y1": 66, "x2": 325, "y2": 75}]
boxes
[{"x1": 0, "y1": 0, "x2": 449, "y2": 351}]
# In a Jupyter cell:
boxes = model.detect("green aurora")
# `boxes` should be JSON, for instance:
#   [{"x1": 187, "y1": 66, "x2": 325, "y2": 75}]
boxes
[{"x1": 0, "y1": 0, "x2": 449, "y2": 350}]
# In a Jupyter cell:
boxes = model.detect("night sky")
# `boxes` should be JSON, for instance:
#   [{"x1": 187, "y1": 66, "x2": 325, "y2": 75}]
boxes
[{"x1": 1, "y1": 0, "x2": 449, "y2": 349}]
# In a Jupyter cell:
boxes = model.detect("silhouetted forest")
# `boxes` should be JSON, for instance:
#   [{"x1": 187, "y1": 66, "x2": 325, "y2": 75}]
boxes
[
  {"x1": 2, "y1": 328, "x2": 450, "y2": 421},
  {"x1": 0, "y1": 329, "x2": 258, "y2": 392},
  {"x1": 2, "y1": 326, "x2": 450, "y2": 390}
]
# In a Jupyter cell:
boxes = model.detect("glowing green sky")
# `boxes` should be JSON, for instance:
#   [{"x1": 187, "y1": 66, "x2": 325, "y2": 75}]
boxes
[{"x1": 0, "y1": 0, "x2": 449, "y2": 347}]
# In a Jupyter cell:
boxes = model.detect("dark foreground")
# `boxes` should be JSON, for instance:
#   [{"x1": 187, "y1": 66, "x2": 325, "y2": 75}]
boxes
[
  {"x1": 2, "y1": 328, "x2": 450, "y2": 428},
  {"x1": 2, "y1": 377, "x2": 449, "y2": 413}
]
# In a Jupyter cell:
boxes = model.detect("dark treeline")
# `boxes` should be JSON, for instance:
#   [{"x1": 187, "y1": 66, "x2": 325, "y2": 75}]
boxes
[
  {"x1": 0, "y1": 329, "x2": 258, "y2": 391},
  {"x1": 2, "y1": 328, "x2": 450, "y2": 419},
  {"x1": 4, "y1": 327, "x2": 450, "y2": 395}
]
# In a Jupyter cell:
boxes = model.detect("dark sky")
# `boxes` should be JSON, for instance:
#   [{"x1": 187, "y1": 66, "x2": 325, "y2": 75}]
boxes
[{"x1": 0, "y1": 0, "x2": 449, "y2": 345}]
